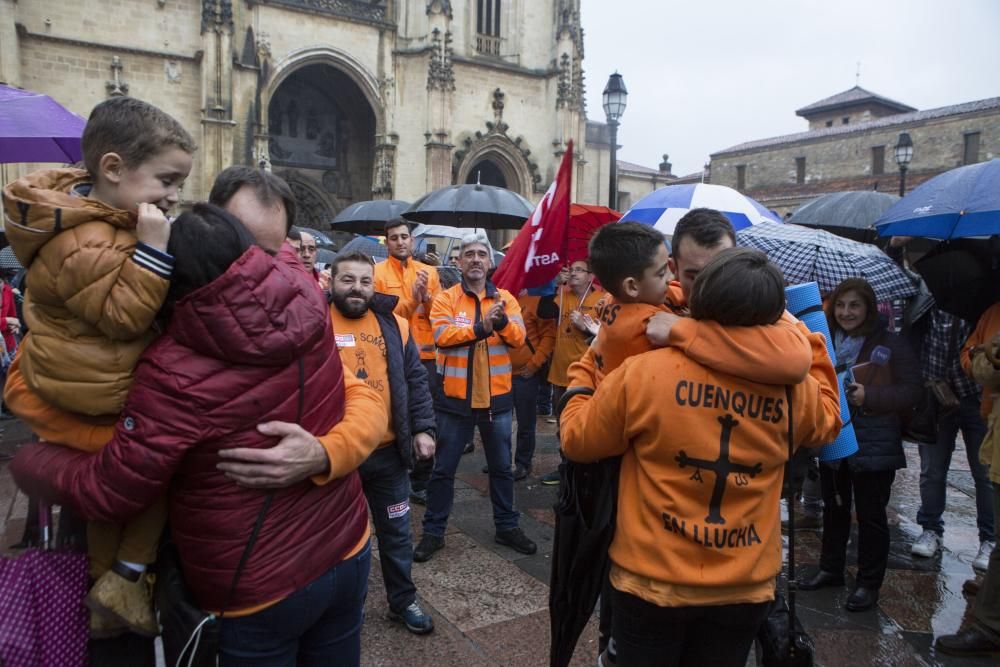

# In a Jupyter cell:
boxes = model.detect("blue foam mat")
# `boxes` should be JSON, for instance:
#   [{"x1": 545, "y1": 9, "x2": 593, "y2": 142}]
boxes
[{"x1": 786, "y1": 282, "x2": 858, "y2": 462}]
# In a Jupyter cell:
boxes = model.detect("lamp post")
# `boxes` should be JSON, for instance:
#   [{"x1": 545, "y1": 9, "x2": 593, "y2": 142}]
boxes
[
  {"x1": 602, "y1": 72, "x2": 627, "y2": 210},
  {"x1": 893, "y1": 131, "x2": 913, "y2": 197}
]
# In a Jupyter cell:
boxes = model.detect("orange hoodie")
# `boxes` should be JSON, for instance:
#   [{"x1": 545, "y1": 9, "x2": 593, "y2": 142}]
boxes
[
  {"x1": 588, "y1": 297, "x2": 665, "y2": 385},
  {"x1": 561, "y1": 326, "x2": 841, "y2": 608},
  {"x1": 568, "y1": 282, "x2": 816, "y2": 391},
  {"x1": 963, "y1": 302, "x2": 1000, "y2": 419},
  {"x1": 508, "y1": 294, "x2": 556, "y2": 375}
]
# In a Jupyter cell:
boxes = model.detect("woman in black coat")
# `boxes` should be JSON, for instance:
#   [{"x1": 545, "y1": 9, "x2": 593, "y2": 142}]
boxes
[{"x1": 799, "y1": 278, "x2": 922, "y2": 612}]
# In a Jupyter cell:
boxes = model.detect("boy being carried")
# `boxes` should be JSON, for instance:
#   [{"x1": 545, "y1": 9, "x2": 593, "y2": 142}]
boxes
[{"x1": 2, "y1": 97, "x2": 195, "y2": 637}]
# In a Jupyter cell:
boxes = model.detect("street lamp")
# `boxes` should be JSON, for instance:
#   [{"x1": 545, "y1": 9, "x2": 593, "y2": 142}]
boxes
[
  {"x1": 602, "y1": 72, "x2": 627, "y2": 209},
  {"x1": 893, "y1": 131, "x2": 913, "y2": 197}
]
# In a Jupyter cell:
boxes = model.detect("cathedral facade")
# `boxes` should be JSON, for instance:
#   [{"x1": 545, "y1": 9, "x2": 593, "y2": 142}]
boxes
[{"x1": 1, "y1": 0, "x2": 641, "y2": 231}]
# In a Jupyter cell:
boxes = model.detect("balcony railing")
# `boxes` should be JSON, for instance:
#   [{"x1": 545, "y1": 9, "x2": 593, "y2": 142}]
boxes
[{"x1": 476, "y1": 33, "x2": 502, "y2": 57}]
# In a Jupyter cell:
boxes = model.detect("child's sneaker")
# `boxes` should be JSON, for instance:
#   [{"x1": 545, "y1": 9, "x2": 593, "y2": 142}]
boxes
[{"x1": 86, "y1": 563, "x2": 160, "y2": 637}]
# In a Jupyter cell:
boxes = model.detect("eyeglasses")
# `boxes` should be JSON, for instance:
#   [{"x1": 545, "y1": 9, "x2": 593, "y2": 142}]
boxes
[{"x1": 569, "y1": 268, "x2": 591, "y2": 274}]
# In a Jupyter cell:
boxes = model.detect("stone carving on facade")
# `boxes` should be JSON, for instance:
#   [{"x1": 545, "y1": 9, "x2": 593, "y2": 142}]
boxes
[
  {"x1": 106, "y1": 56, "x2": 129, "y2": 97},
  {"x1": 248, "y1": 0, "x2": 389, "y2": 25},
  {"x1": 165, "y1": 60, "x2": 182, "y2": 84},
  {"x1": 201, "y1": 0, "x2": 234, "y2": 34},
  {"x1": 425, "y1": 0, "x2": 453, "y2": 19},
  {"x1": 427, "y1": 28, "x2": 455, "y2": 91},
  {"x1": 556, "y1": 53, "x2": 572, "y2": 109},
  {"x1": 492, "y1": 88, "x2": 505, "y2": 125},
  {"x1": 453, "y1": 118, "x2": 544, "y2": 193},
  {"x1": 372, "y1": 135, "x2": 398, "y2": 199}
]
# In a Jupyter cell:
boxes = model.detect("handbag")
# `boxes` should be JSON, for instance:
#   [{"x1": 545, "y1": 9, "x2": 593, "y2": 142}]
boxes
[
  {"x1": 0, "y1": 501, "x2": 89, "y2": 667},
  {"x1": 156, "y1": 358, "x2": 304, "y2": 667},
  {"x1": 756, "y1": 387, "x2": 815, "y2": 667}
]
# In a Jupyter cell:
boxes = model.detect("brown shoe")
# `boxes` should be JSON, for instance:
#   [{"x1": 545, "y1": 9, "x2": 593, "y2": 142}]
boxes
[
  {"x1": 962, "y1": 578, "x2": 981, "y2": 597},
  {"x1": 86, "y1": 565, "x2": 160, "y2": 637},
  {"x1": 89, "y1": 608, "x2": 128, "y2": 640}
]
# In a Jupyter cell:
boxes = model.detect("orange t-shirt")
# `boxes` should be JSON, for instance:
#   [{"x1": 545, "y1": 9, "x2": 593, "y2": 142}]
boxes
[{"x1": 329, "y1": 308, "x2": 398, "y2": 446}]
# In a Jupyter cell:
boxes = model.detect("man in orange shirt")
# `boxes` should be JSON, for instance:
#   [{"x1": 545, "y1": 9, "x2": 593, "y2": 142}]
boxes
[
  {"x1": 375, "y1": 218, "x2": 442, "y2": 503},
  {"x1": 328, "y1": 250, "x2": 438, "y2": 635}
]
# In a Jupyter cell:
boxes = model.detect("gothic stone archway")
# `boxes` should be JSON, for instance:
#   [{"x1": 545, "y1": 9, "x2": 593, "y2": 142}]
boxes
[{"x1": 266, "y1": 63, "x2": 376, "y2": 230}]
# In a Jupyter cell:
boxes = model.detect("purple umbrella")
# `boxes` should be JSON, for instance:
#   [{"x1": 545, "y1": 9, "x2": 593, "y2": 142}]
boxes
[{"x1": 0, "y1": 85, "x2": 86, "y2": 164}]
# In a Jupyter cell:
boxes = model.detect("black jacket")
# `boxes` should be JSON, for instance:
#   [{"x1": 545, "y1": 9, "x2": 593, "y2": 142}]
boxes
[
  {"x1": 845, "y1": 322, "x2": 922, "y2": 472},
  {"x1": 367, "y1": 292, "x2": 436, "y2": 468}
]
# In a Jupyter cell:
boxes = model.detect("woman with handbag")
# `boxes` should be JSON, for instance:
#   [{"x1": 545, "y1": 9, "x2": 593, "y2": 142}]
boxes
[
  {"x1": 11, "y1": 203, "x2": 387, "y2": 666},
  {"x1": 798, "y1": 278, "x2": 922, "y2": 612},
  {"x1": 560, "y1": 249, "x2": 842, "y2": 666}
]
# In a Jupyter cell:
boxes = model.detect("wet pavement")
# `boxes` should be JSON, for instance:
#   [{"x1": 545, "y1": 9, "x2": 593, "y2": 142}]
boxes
[{"x1": 1, "y1": 414, "x2": 995, "y2": 666}]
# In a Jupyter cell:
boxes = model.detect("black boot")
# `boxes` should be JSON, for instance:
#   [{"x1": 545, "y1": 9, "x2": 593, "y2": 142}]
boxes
[
  {"x1": 798, "y1": 570, "x2": 844, "y2": 591},
  {"x1": 845, "y1": 586, "x2": 879, "y2": 612}
]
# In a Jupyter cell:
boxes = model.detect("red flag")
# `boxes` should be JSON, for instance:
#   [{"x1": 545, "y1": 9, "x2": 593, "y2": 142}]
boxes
[{"x1": 493, "y1": 140, "x2": 574, "y2": 294}]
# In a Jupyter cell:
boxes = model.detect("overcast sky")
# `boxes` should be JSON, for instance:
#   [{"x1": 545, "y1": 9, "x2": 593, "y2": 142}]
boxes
[{"x1": 580, "y1": 0, "x2": 1000, "y2": 177}]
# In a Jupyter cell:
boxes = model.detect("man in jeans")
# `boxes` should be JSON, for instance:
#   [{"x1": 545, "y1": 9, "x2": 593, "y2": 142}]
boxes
[
  {"x1": 912, "y1": 309, "x2": 995, "y2": 572},
  {"x1": 329, "y1": 251, "x2": 437, "y2": 634},
  {"x1": 413, "y1": 232, "x2": 537, "y2": 562}
]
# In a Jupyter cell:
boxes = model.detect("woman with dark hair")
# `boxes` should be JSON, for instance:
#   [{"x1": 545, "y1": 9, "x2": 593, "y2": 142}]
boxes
[
  {"x1": 11, "y1": 203, "x2": 386, "y2": 665},
  {"x1": 560, "y1": 249, "x2": 842, "y2": 666},
  {"x1": 798, "y1": 277, "x2": 922, "y2": 612}
]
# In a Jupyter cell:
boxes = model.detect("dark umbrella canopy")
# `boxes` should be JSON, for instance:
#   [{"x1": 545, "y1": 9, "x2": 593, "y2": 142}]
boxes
[
  {"x1": 0, "y1": 247, "x2": 23, "y2": 272},
  {"x1": 0, "y1": 85, "x2": 86, "y2": 164},
  {"x1": 549, "y1": 457, "x2": 620, "y2": 667},
  {"x1": 330, "y1": 199, "x2": 410, "y2": 235},
  {"x1": 789, "y1": 191, "x2": 898, "y2": 243},
  {"x1": 336, "y1": 235, "x2": 387, "y2": 261},
  {"x1": 402, "y1": 184, "x2": 534, "y2": 229},
  {"x1": 913, "y1": 237, "x2": 1000, "y2": 323}
]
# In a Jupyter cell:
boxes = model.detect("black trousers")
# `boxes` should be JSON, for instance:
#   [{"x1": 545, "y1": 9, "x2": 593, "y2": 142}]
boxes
[
  {"x1": 611, "y1": 588, "x2": 769, "y2": 667},
  {"x1": 818, "y1": 460, "x2": 896, "y2": 589}
]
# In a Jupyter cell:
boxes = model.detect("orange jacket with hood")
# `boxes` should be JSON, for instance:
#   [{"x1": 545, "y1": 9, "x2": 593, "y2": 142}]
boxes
[{"x1": 561, "y1": 323, "x2": 841, "y2": 608}]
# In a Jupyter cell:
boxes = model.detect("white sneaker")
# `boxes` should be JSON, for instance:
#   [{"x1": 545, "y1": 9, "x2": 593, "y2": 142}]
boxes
[
  {"x1": 972, "y1": 540, "x2": 995, "y2": 574},
  {"x1": 911, "y1": 530, "x2": 942, "y2": 558}
]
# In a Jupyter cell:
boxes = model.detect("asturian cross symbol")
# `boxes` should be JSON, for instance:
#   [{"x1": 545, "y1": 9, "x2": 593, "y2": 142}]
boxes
[{"x1": 675, "y1": 414, "x2": 763, "y2": 525}]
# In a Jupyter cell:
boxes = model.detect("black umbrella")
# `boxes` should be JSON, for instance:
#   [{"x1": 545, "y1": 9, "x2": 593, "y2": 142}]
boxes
[
  {"x1": 549, "y1": 457, "x2": 620, "y2": 667},
  {"x1": 0, "y1": 246, "x2": 23, "y2": 271},
  {"x1": 336, "y1": 235, "x2": 388, "y2": 261},
  {"x1": 789, "y1": 191, "x2": 898, "y2": 243},
  {"x1": 330, "y1": 199, "x2": 410, "y2": 235},
  {"x1": 402, "y1": 184, "x2": 533, "y2": 229},
  {"x1": 913, "y1": 237, "x2": 1000, "y2": 324}
]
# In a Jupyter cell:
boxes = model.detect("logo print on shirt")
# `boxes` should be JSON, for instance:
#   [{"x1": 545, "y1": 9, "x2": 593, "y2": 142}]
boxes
[
  {"x1": 354, "y1": 349, "x2": 369, "y2": 380},
  {"x1": 674, "y1": 414, "x2": 762, "y2": 525}
]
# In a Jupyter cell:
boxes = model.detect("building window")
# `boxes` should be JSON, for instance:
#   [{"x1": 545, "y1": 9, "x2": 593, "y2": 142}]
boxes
[
  {"x1": 795, "y1": 157, "x2": 806, "y2": 184},
  {"x1": 825, "y1": 120, "x2": 833, "y2": 128},
  {"x1": 963, "y1": 131, "x2": 981, "y2": 165},
  {"x1": 872, "y1": 146, "x2": 885, "y2": 175},
  {"x1": 842, "y1": 116, "x2": 850, "y2": 125},
  {"x1": 476, "y1": 0, "x2": 502, "y2": 55},
  {"x1": 736, "y1": 165, "x2": 746, "y2": 191}
]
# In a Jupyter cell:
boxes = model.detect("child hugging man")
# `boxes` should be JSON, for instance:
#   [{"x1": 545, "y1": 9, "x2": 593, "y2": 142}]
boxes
[
  {"x1": 586, "y1": 222, "x2": 673, "y2": 383},
  {"x1": 2, "y1": 97, "x2": 195, "y2": 637}
]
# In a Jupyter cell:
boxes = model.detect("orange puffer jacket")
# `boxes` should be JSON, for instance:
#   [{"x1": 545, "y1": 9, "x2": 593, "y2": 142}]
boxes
[
  {"x1": 430, "y1": 281, "x2": 525, "y2": 415},
  {"x1": 2, "y1": 169, "x2": 170, "y2": 415}
]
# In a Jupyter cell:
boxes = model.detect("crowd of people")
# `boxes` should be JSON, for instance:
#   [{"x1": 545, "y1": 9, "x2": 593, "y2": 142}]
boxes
[{"x1": 0, "y1": 95, "x2": 998, "y2": 666}]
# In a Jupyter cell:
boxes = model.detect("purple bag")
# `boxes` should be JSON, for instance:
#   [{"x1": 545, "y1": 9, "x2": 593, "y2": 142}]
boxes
[{"x1": 0, "y1": 502, "x2": 88, "y2": 667}]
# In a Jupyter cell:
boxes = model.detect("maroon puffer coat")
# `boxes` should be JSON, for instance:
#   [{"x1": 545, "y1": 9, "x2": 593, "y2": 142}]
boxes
[{"x1": 11, "y1": 245, "x2": 368, "y2": 611}]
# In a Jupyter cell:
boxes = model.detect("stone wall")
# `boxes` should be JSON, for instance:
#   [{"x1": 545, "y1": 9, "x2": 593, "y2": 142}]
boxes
[{"x1": 711, "y1": 107, "x2": 1000, "y2": 216}]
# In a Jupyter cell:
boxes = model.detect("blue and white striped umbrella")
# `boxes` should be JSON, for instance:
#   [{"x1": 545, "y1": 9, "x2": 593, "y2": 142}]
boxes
[{"x1": 620, "y1": 183, "x2": 781, "y2": 236}]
